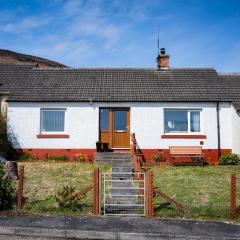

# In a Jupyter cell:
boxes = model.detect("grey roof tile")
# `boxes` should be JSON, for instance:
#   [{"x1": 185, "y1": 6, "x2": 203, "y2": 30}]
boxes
[
  {"x1": 219, "y1": 74, "x2": 240, "y2": 110},
  {"x1": 0, "y1": 64, "x2": 239, "y2": 109}
]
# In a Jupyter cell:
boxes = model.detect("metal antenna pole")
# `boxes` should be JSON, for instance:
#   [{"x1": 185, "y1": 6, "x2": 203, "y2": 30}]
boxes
[{"x1": 157, "y1": 24, "x2": 160, "y2": 55}]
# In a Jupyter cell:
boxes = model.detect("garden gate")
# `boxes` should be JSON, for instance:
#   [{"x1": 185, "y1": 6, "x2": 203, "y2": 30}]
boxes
[{"x1": 103, "y1": 171, "x2": 146, "y2": 216}]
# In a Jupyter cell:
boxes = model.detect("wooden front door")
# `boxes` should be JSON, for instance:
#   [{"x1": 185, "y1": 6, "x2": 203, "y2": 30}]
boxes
[{"x1": 99, "y1": 108, "x2": 130, "y2": 149}]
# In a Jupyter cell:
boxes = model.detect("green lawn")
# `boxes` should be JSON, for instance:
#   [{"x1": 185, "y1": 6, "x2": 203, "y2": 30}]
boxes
[
  {"x1": 17, "y1": 163, "x2": 240, "y2": 221},
  {"x1": 151, "y1": 166, "x2": 240, "y2": 221},
  {"x1": 18, "y1": 162, "x2": 111, "y2": 216}
]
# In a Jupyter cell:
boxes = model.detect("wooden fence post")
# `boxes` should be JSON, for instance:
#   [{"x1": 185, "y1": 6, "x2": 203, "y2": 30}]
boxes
[
  {"x1": 146, "y1": 170, "x2": 154, "y2": 219},
  {"x1": 93, "y1": 168, "x2": 101, "y2": 215},
  {"x1": 231, "y1": 173, "x2": 237, "y2": 218},
  {"x1": 17, "y1": 165, "x2": 24, "y2": 209}
]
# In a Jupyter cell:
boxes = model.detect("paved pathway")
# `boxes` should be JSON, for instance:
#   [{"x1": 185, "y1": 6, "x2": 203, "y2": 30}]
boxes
[{"x1": 96, "y1": 152, "x2": 139, "y2": 215}]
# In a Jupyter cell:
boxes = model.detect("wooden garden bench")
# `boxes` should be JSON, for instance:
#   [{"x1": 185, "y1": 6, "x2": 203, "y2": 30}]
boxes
[{"x1": 169, "y1": 146, "x2": 204, "y2": 166}]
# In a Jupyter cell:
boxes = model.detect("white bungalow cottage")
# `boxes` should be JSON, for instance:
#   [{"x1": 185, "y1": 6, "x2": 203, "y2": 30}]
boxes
[{"x1": 1, "y1": 49, "x2": 240, "y2": 164}]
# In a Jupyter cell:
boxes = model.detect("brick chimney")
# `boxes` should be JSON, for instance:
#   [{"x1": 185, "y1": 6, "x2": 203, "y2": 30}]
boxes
[{"x1": 157, "y1": 48, "x2": 170, "y2": 70}]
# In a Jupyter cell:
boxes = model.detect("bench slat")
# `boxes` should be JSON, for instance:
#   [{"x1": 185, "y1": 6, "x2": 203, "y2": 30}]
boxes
[{"x1": 169, "y1": 146, "x2": 202, "y2": 155}]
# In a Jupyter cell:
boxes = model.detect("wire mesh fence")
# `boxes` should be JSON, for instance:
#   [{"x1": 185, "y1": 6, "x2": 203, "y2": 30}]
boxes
[
  {"x1": 153, "y1": 167, "x2": 240, "y2": 220},
  {"x1": 20, "y1": 162, "x2": 97, "y2": 215},
  {"x1": 103, "y1": 172, "x2": 145, "y2": 216},
  {"x1": 17, "y1": 162, "x2": 240, "y2": 220}
]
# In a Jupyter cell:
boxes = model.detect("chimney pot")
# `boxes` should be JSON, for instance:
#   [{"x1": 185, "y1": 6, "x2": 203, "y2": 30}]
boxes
[
  {"x1": 157, "y1": 48, "x2": 169, "y2": 70},
  {"x1": 160, "y1": 48, "x2": 165, "y2": 55}
]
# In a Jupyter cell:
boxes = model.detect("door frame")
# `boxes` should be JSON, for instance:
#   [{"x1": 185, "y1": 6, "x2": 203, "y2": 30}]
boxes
[{"x1": 99, "y1": 107, "x2": 130, "y2": 149}]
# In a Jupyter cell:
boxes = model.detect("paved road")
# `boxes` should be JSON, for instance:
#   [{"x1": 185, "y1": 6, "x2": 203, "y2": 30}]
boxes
[{"x1": 0, "y1": 215, "x2": 239, "y2": 239}]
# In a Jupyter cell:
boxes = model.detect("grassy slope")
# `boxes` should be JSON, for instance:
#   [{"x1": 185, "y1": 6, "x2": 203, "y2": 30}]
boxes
[
  {"x1": 19, "y1": 162, "x2": 110, "y2": 216},
  {"x1": 18, "y1": 163, "x2": 239, "y2": 220},
  {"x1": 151, "y1": 166, "x2": 240, "y2": 221}
]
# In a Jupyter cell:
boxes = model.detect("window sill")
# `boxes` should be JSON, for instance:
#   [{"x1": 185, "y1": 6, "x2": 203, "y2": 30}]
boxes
[
  {"x1": 37, "y1": 134, "x2": 70, "y2": 138},
  {"x1": 161, "y1": 134, "x2": 206, "y2": 139}
]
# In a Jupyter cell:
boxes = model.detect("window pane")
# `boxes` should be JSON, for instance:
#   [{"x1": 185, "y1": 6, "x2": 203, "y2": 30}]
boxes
[
  {"x1": 114, "y1": 110, "x2": 127, "y2": 130},
  {"x1": 42, "y1": 111, "x2": 65, "y2": 132},
  {"x1": 100, "y1": 109, "x2": 109, "y2": 130},
  {"x1": 190, "y1": 111, "x2": 200, "y2": 132},
  {"x1": 164, "y1": 110, "x2": 188, "y2": 133}
]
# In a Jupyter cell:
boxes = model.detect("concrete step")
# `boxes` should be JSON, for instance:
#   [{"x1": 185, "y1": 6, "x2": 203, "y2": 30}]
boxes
[
  {"x1": 110, "y1": 189, "x2": 139, "y2": 195},
  {"x1": 111, "y1": 181, "x2": 136, "y2": 187},
  {"x1": 96, "y1": 158, "x2": 132, "y2": 162},
  {"x1": 96, "y1": 160, "x2": 132, "y2": 166},
  {"x1": 109, "y1": 196, "x2": 143, "y2": 204},
  {"x1": 97, "y1": 154, "x2": 131, "y2": 157},
  {"x1": 96, "y1": 158, "x2": 132, "y2": 161},
  {"x1": 96, "y1": 153, "x2": 130, "y2": 157},
  {"x1": 96, "y1": 159, "x2": 132, "y2": 163},
  {"x1": 111, "y1": 175, "x2": 133, "y2": 180},
  {"x1": 97, "y1": 152, "x2": 130, "y2": 156},
  {"x1": 108, "y1": 199, "x2": 140, "y2": 205},
  {"x1": 109, "y1": 194, "x2": 140, "y2": 201},
  {"x1": 96, "y1": 153, "x2": 131, "y2": 160},
  {"x1": 106, "y1": 163, "x2": 133, "y2": 167},
  {"x1": 105, "y1": 205, "x2": 142, "y2": 215},
  {"x1": 112, "y1": 167, "x2": 133, "y2": 172}
]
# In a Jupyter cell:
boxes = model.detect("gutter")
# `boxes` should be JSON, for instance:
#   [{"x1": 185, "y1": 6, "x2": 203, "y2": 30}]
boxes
[
  {"x1": 0, "y1": 225, "x2": 239, "y2": 240},
  {"x1": 216, "y1": 102, "x2": 221, "y2": 159}
]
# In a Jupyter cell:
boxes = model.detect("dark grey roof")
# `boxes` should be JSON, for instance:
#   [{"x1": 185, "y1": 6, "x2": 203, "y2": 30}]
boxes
[
  {"x1": 219, "y1": 73, "x2": 240, "y2": 110},
  {"x1": 0, "y1": 64, "x2": 239, "y2": 108}
]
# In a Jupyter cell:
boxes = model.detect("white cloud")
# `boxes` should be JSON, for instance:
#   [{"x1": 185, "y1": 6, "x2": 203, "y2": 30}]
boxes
[
  {"x1": 63, "y1": 0, "x2": 83, "y2": 15},
  {"x1": 63, "y1": 1, "x2": 124, "y2": 50},
  {"x1": 71, "y1": 17, "x2": 122, "y2": 49},
  {"x1": 52, "y1": 40, "x2": 91, "y2": 56},
  {"x1": 28, "y1": 38, "x2": 94, "y2": 67},
  {"x1": 1, "y1": 16, "x2": 52, "y2": 33}
]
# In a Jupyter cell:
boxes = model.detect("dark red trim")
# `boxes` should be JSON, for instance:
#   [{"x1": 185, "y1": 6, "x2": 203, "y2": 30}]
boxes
[
  {"x1": 37, "y1": 134, "x2": 70, "y2": 138},
  {"x1": 16, "y1": 148, "x2": 232, "y2": 164},
  {"x1": 17, "y1": 148, "x2": 96, "y2": 161},
  {"x1": 161, "y1": 135, "x2": 207, "y2": 139},
  {"x1": 140, "y1": 149, "x2": 232, "y2": 164}
]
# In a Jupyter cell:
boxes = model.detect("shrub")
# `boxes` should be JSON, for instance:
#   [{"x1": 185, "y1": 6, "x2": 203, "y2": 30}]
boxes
[
  {"x1": 17, "y1": 153, "x2": 38, "y2": 161},
  {"x1": 0, "y1": 113, "x2": 17, "y2": 160},
  {"x1": 152, "y1": 152, "x2": 165, "y2": 162},
  {"x1": 55, "y1": 185, "x2": 81, "y2": 210},
  {"x1": 0, "y1": 164, "x2": 16, "y2": 210},
  {"x1": 74, "y1": 154, "x2": 87, "y2": 163},
  {"x1": 46, "y1": 155, "x2": 67, "y2": 161},
  {"x1": 219, "y1": 153, "x2": 240, "y2": 165}
]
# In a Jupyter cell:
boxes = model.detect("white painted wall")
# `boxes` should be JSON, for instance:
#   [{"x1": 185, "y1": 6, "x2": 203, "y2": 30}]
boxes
[
  {"x1": 130, "y1": 102, "x2": 232, "y2": 150},
  {"x1": 7, "y1": 101, "x2": 234, "y2": 150},
  {"x1": 219, "y1": 102, "x2": 232, "y2": 150},
  {"x1": 231, "y1": 105, "x2": 240, "y2": 153},
  {"x1": 7, "y1": 102, "x2": 99, "y2": 149}
]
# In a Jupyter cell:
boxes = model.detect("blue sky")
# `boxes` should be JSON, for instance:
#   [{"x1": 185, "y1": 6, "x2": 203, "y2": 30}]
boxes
[{"x1": 0, "y1": 0, "x2": 239, "y2": 72}]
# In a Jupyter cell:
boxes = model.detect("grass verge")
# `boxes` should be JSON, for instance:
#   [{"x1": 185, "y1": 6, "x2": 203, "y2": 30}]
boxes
[
  {"x1": 151, "y1": 166, "x2": 240, "y2": 221},
  {"x1": 18, "y1": 162, "x2": 110, "y2": 216}
]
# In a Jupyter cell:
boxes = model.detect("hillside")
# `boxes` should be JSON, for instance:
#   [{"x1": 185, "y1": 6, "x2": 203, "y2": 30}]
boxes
[{"x1": 0, "y1": 49, "x2": 67, "y2": 68}]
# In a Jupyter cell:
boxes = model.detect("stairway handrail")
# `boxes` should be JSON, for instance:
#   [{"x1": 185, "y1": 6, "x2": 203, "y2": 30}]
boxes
[{"x1": 131, "y1": 133, "x2": 142, "y2": 173}]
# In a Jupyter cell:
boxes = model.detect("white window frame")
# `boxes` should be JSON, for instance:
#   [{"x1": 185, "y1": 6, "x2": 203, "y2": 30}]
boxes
[
  {"x1": 163, "y1": 109, "x2": 202, "y2": 134},
  {"x1": 40, "y1": 108, "x2": 67, "y2": 134}
]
